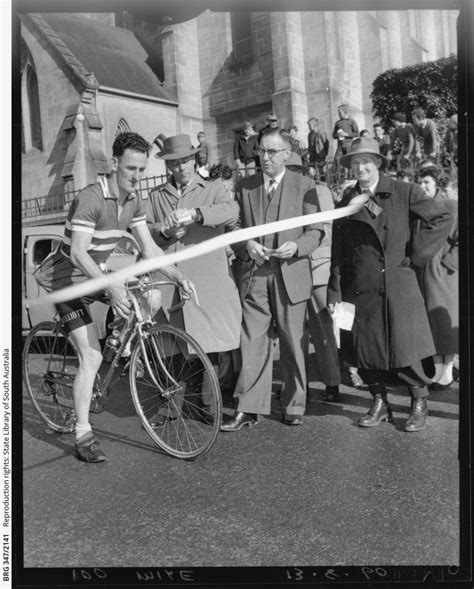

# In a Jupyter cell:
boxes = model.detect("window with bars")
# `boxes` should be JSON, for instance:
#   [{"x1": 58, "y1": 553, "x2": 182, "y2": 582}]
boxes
[{"x1": 231, "y1": 12, "x2": 253, "y2": 62}]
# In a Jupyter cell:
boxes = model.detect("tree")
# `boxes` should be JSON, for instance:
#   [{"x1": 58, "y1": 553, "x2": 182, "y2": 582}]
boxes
[{"x1": 370, "y1": 55, "x2": 457, "y2": 132}]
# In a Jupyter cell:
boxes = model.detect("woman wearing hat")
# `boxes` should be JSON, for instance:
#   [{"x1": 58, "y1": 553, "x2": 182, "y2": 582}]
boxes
[
  {"x1": 145, "y1": 135, "x2": 242, "y2": 418},
  {"x1": 328, "y1": 137, "x2": 453, "y2": 432},
  {"x1": 416, "y1": 166, "x2": 458, "y2": 390}
]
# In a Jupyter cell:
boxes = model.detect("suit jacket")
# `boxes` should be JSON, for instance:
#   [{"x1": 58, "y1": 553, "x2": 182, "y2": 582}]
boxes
[{"x1": 231, "y1": 170, "x2": 324, "y2": 304}]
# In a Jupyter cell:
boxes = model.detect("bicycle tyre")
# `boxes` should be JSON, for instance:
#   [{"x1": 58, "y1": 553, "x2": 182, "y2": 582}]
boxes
[
  {"x1": 23, "y1": 321, "x2": 78, "y2": 433},
  {"x1": 129, "y1": 324, "x2": 222, "y2": 459}
]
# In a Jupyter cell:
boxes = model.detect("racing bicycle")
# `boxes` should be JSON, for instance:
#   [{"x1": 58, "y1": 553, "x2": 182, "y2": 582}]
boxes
[{"x1": 22, "y1": 276, "x2": 222, "y2": 459}]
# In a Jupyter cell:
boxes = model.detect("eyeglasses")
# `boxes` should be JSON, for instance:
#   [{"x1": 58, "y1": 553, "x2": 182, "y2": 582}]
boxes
[{"x1": 256, "y1": 148, "x2": 288, "y2": 158}]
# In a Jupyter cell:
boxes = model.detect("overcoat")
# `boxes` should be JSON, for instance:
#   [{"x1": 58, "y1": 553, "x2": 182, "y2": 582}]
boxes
[
  {"x1": 146, "y1": 175, "x2": 242, "y2": 353},
  {"x1": 416, "y1": 193, "x2": 458, "y2": 355},
  {"x1": 231, "y1": 170, "x2": 324, "y2": 303},
  {"x1": 327, "y1": 174, "x2": 453, "y2": 370}
]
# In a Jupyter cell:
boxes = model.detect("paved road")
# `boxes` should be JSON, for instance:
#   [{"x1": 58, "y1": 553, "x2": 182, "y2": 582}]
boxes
[{"x1": 22, "y1": 349, "x2": 460, "y2": 569}]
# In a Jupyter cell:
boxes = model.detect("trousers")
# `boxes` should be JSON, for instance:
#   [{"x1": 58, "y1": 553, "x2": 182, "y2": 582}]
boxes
[{"x1": 234, "y1": 262, "x2": 308, "y2": 416}]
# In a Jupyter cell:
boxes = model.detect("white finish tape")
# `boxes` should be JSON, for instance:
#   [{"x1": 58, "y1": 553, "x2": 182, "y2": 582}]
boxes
[{"x1": 25, "y1": 194, "x2": 368, "y2": 306}]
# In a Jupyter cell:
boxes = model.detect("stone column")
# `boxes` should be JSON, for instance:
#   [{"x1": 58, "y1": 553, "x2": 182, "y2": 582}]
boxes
[
  {"x1": 269, "y1": 12, "x2": 308, "y2": 133},
  {"x1": 386, "y1": 11, "x2": 403, "y2": 69},
  {"x1": 161, "y1": 20, "x2": 203, "y2": 137}
]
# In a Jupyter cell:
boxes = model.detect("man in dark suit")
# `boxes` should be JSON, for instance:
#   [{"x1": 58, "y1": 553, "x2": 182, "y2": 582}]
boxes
[{"x1": 221, "y1": 128, "x2": 324, "y2": 431}]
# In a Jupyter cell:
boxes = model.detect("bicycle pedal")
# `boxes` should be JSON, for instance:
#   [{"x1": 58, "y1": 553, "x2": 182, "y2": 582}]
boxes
[{"x1": 89, "y1": 399, "x2": 106, "y2": 414}]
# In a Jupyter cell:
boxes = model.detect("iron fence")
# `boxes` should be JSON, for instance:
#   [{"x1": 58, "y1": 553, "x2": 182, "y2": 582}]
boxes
[
  {"x1": 21, "y1": 174, "x2": 169, "y2": 220},
  {"x1": 21, "y1": 163, "x2": 456, "y2": 221}
]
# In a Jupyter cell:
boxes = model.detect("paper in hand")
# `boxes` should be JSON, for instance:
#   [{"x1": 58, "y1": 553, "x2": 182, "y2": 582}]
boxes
[{"x1": 332, "y1": 302, "x2": 356, "y2": 331}]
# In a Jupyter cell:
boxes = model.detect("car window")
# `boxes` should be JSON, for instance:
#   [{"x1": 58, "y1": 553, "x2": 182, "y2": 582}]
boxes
[
  {"x1": 111, "y1": 235, "x2": 139, "y2": 256},
  {"x1": 33, "y1": 239, "x2": 60, "y2": 265}
]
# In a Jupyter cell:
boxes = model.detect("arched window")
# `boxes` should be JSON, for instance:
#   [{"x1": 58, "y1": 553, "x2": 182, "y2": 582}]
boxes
[
  {"x1": 115, "y1": 118, "x2": 130, "y2": 136},
  {"x1": 231, "y1": 12, "x2": 253, "y2": 61},
  {"x1": 21, "y1": 41, "x2": 43, "y2": 152}
]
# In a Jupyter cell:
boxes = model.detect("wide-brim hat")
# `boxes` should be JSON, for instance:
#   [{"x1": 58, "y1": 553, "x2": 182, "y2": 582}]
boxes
[
  {"x1": 267, "y1": 111, "x2": 278, "y2": 121},
  {"x1": 155, "y1": 134, "x2": 201, "y2": 160},
  {"x1": 339, "y1": 137, "x2": 389, "y2": 169}
]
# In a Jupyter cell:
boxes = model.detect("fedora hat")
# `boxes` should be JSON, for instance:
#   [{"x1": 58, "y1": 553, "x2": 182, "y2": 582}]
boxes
[
  {"x1": 267, "y1": 111, "x2": 278, "y2": 121},
  {"x1": 285, "y1": 152, "x2": 307, "y2": 171},
  {"x1": 339, "y1": 137, "x2": 389, "y2": 169},
  {"x1": 155, "y1": 134, "x2": 201, "y2": 160}
]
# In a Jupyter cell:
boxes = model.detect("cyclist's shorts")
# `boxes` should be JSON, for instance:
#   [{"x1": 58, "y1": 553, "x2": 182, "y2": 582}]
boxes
[{"x1": 55, "y1": 292, "x2": 108, "y2": 333}]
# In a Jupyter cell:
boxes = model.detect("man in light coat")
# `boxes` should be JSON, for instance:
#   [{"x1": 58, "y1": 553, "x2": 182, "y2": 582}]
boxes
[
  {"x1": 146, "y1": 135, "x2": 242, "y2": 421},
  {"x1": 327, "y1": 137, "x2": 453, "y2": 431}
]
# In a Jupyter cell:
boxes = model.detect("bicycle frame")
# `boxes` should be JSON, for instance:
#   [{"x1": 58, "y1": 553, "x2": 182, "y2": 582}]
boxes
[{"x1": 96, "y1": 278, "x2": 185, "y2": 402}]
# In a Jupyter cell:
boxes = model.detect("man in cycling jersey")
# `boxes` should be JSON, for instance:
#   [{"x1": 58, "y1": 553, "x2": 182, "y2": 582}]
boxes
[{"x1": 34, "y1": 132, "x2": 192, "y2": 463}]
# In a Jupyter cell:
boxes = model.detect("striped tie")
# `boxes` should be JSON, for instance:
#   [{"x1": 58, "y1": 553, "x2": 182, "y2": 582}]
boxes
[{"x1": 267, "y1": 179, "x2": 276, "y2": 201}]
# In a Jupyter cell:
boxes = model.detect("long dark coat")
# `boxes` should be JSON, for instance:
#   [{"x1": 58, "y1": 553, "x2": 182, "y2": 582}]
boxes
[
  {"x1": 416, "y1": 193, "x2": 458, "y2": 355},
  {"x1": 327, "y1": 174, "x2": 453, "y2": 370}
]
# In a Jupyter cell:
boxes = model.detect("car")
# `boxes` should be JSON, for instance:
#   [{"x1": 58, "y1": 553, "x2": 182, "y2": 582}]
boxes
[{"x1": 22, "y1": 224, "x2": 139, "y2": 337}]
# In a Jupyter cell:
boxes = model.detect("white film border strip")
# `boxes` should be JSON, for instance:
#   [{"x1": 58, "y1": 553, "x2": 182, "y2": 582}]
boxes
[{"x1": 24, "y1": 195, "x2": 368, "y2": 307}]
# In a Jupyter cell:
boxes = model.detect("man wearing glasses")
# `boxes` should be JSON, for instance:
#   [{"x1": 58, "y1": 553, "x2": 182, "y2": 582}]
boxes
[{"x1": 221, "y1": 128, "x2": 324, "y2": 431}]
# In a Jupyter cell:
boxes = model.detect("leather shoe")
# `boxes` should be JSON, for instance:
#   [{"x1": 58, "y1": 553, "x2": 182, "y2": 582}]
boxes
[
  {"x1": 404, "y1": 397, "x2": 428, "y2": 431},
  {"x1": 220, "y1": 411, "x2": 257, "y2": 431},
  {"x1": 323, "y1": 385, "x2": 340, "y2": 403},
  {"x1": 359, "y1": 394, "x2": 393, "y2": 427},
  {"x1": 282, "y1": 415, "x2": 303, "y2": 426}
]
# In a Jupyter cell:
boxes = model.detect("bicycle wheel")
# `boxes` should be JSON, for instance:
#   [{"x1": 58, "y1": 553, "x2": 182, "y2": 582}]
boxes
[
  {"x1": 129, "y1": 324, "x2": 222, "y2": 459},
  {"x1": 23, "y1": 321, "x2": 78, "y2": 433}
]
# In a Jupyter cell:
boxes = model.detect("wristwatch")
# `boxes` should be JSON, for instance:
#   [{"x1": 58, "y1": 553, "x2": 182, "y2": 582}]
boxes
[{"x1": 194, "y1": 208, "x2": 204, "y2": 224}]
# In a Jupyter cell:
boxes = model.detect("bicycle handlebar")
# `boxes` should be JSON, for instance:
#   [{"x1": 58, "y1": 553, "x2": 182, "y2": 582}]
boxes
[{"x1": 125, "y1": 274, "x2": 200, "y2": 312}]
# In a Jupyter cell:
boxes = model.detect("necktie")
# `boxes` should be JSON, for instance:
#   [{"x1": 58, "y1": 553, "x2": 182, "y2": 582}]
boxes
[
  {"x1": 267, "y1": 179, "x2": 276, "y2": 201},
  {"x1": 362, "y1": 189, "x2": 382, "y2": 218}
]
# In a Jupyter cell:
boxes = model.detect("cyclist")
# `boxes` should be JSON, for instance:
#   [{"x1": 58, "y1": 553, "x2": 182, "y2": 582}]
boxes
[{"x1": 34, "y1": 132, "x2": 193, "y2": 463}]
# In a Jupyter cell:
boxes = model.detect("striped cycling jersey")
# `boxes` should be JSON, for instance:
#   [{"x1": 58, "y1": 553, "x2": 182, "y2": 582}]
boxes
[{"x1": 35, "y1": 177, "x2": 147, "y2": 291}]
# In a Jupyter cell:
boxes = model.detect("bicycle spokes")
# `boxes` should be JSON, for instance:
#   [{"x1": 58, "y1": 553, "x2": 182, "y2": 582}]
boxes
[{"x1": 129, "y1": 325, "x2": 222, "y2": 459}]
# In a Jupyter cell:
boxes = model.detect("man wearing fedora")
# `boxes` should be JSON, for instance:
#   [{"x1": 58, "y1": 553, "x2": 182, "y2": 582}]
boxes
[
  {"x1": 327, "y1": 137, "x2": 453, "y2": 431},
  {"x1": 221, "y1": 128, "x2": 324, "y2": 431},
  {"x1": 145, "y1": 134, "x2": 242, "y2": 420}
]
